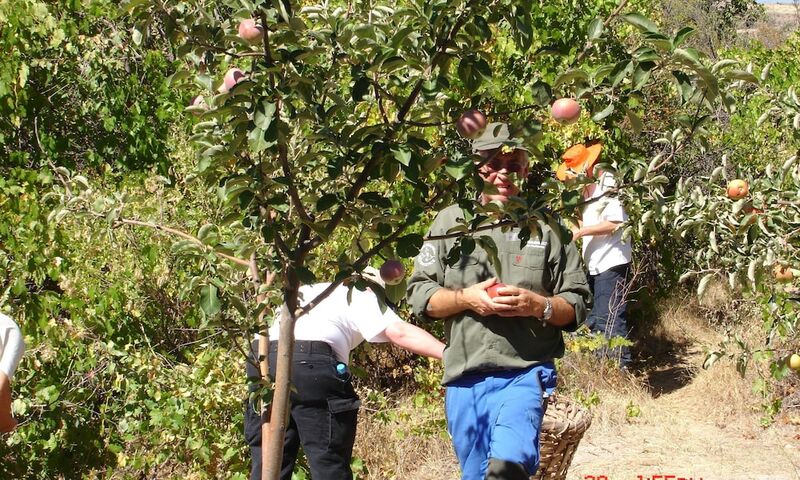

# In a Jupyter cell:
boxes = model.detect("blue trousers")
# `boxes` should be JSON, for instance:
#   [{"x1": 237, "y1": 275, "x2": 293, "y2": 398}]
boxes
[
  {"x1": 445, "y1": 363, "x2": 557, "y2": 480},
  {"x1": 586, "y1": 263, "x2": 632, "y2": 366}
]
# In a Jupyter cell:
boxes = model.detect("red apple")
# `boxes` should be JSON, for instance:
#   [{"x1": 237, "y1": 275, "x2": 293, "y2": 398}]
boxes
[
  {"x1": 189, "y1": 95, "x2": 207, "y2": 116},
  {"x1": 726, "y1": 179, "x2": 749, "y2": 200},
  {"x1": 456, "y1": 109, "x2": 487, "y2": 139},
  {"x1": 238, "y1": 19, "x2": 264, "y2": 43},
  {"x1": 551, "y1": 98, "x2": 581, "y2": 124},
  {"x1": 486, "y1": 282, "x2": 507, "y2": 299},
  {"x1": 379, "y1": 260, "x2": 405, "y2": 285},
  {"x1": 774, "y1": 264, "x2": 793, "y2": 283},
  {"x1": 219, "y1": 68, "x2": 245, "y2": 93}
]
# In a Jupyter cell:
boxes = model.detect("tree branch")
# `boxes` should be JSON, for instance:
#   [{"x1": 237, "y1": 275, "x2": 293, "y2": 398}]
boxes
[{"x1": 113, "y1": 217, "x2": 250, "y2": 267}]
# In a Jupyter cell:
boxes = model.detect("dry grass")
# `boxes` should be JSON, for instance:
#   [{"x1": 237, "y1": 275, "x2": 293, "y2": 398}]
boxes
[
  {"x1": 352, "y1": 389, "x2": 458, "y2": 480},
  {"x1": 352, "y1": 289, "x2": 800, "y2": 479}
]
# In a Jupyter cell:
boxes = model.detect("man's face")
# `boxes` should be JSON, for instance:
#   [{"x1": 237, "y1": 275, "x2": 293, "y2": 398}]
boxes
[{"x1": 477, "y1": 149, "x2": 528, "y2": 204}]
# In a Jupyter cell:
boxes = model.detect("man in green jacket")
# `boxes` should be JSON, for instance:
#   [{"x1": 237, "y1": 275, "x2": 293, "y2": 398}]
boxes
[{"x1": 407, "y1": 123, "x2": 591, "y2": 480}]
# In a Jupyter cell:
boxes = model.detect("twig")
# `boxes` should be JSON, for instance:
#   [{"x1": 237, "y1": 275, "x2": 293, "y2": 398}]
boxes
[{"x1": 114, "y1": 217, "x2": 250, "y2": 267}]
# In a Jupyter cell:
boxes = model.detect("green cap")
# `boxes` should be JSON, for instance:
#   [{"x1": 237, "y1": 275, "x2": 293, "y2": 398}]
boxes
[{"x1": 471, "y1": 122, "x2": 529, "y2": 154}]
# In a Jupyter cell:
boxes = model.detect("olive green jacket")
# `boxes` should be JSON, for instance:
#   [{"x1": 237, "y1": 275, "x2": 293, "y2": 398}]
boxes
[{"x1": 407, "y1": 204, "x2": 591, "y2": 384}]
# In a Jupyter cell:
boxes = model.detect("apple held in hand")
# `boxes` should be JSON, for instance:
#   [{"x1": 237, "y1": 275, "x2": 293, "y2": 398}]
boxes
[
  {"x1": 550, "y1": 98, "x2": 581, "y2": 124},
  {"x1": 726, "y1": 179, "x2": 749, "y2": 200},
  {"x1": 486, "y1": 282, "x2": 507, "y2": 299},
  {"x1": 238, "y1": 19, "x2": 264, "y2": 42},
  {"x1": 456, "y1": 109, "x2": 487, "y2": 139},
  {"x1": 380, "y1": 260, "x2": 406, "y2": 286}
]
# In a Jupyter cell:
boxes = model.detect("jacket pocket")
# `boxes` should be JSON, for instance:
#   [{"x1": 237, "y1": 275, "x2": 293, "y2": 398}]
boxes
[{"x1": 505, "y1": 251, "x2": 546, "y2": 292}]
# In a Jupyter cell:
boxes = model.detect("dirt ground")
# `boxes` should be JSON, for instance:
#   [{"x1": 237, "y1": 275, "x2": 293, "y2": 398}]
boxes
[{"x1": 569, "y1": 300, "x2": 800, "y2": 480}]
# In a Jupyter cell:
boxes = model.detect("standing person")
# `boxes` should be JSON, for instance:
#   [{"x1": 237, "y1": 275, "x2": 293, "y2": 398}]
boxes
[
  {"x1": 568, "y1": 145, "x2": 633, "y2": 368},
  {"x1": 1, "y1": 312, "x2": 25, "y2": 433},
  {"x1": 406, "y1": 123, "x2": 591, "y2": 480},
  {"x1": 244, "y1": 269, "x2": 445, "y2": 480}
]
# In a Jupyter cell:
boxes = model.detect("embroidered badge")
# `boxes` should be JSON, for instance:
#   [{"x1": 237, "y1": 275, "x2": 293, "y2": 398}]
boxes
[{"x1": 416, "y1": 243, "x2": 437, "y2": 267}]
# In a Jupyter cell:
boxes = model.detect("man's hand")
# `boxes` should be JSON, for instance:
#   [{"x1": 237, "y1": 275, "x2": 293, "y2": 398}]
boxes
[
  {"x1": 460, "y1": 278, "x2": 514, "y2": 316},
  {"x1": 489, "y1": 284, "x2": 545, "y2": 318}
]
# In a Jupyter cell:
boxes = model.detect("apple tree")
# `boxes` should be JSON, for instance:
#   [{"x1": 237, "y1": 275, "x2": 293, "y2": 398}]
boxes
[{"x1": 44, "y1": 0, "x2": 781, "y2": 476}]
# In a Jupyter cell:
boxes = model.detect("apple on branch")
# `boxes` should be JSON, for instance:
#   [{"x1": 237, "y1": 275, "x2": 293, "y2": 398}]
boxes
[
  {"x1": 550, "y1": 98, "x2": 581, "y2": 124},
  {"x1": 380, "y1": 260, "x2": 406, "y2": 286},
  {"x1": 238, "y1": 19, "x2": 264, "y2": 43},
  {"x1": 218, "y1": 68, "x2": 246, "y2": 94},
  {"x1": 726, "y1": 179, "x2": 749, "y2": 200},
  {"x1": 456, "y1": 109, "x2": 487, "y2": 139}
]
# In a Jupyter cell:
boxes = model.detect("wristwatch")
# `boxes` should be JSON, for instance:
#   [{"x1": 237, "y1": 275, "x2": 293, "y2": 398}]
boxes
[{"x1": 541, "y1": 298, "x2": 553, "y2": 322}]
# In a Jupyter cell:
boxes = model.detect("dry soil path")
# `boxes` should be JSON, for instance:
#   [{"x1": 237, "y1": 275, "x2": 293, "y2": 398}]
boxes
[{"x1": 569, "y1": 338, "x2": 800, "y2": 480}]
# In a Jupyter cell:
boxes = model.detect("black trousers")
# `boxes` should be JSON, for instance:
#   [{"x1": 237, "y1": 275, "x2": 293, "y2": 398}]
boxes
[{"x1": 244, "y1": 340, "x2": 361, "y2": 480}]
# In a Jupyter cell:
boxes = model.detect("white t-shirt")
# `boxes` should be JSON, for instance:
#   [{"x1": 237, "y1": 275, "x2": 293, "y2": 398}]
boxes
[
  {"x1": 580, "y1": 172, "x2": 632, "y2": 275},
  {"x1": 0, "y1": 313, "x2": 24, "y2": 379},
  {"x1": 267, "y1": 283, "x2": 401, "y2": 364}
]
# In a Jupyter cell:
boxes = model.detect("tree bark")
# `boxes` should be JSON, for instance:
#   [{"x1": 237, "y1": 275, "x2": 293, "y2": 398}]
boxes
[{"x1": 263, "y1": 304, "x2": 296, "y2": 480}]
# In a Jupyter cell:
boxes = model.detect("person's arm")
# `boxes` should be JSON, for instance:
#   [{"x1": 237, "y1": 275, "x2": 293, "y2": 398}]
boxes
[
  {"x1": 0, "y1": 314, "x2": 24, "y2": 434},
  {"x1": 0, "y1": 371, "x2": 16, "y2": 433},
  {"x1": 425, "y1": 278, "x2": 513, "y2": 318},
  {"x1": 383, "y1": 320, "x2": 446, "y2": 359},
  {"x1": 572, "y1": 220, "x2": 622, "y2": 241}
]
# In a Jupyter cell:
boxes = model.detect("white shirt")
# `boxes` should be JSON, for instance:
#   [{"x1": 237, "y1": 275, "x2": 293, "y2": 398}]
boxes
[
  {"x1": 580, "y1": 172, "x2": 632, "y2": 275},
  {"x1": 267, "y1": 283, "x2": 401, "y2": 364},
  {"x1": 0, "y1": 313, "x2": 24, "y2": 379}
]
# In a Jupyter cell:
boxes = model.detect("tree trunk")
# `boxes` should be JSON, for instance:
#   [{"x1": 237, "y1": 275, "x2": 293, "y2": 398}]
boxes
[{"x1": 262, "y1": 304, "x2": 297, "y2": 480}]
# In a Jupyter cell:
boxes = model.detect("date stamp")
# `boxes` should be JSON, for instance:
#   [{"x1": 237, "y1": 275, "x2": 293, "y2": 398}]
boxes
[{"x1": 583, "y1": 476, "x2": 704, "y2": 480}]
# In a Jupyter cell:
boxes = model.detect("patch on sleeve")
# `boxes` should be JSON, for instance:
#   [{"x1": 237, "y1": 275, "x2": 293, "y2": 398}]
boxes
[{"x1": 416, "y1": 243, "x2": 437, "y2": 267}]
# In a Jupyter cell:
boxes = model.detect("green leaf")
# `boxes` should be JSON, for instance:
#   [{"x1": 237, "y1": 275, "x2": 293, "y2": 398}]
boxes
[
  {"x1": 703, "y1": 351, "x2": 722, "y2": 370},
  {"x1": 476, "y1": 236, "x2": 500, "y2": 276},
  {"x1": 254, "y1": 101, "x2": 277, "y2": 130},
  {"x1": 316, "y1": 193, "x2": 338, "y2": 212},
  {"x1": 673, "y1": 48, "x2": 701, "y2": 67},
  {"x1": 384, "y1": 279, "x2": 407, "y2": 305},
  {"x1": 673, "y1": 26, "x2": 695, "y2": 47},
  {"x1": 200, "y1": 284, "x2": 221, "y2": 317},
  {"x1": 352, "y1": 76, "x2": 371, "y2": 102},
  {"x1": 554, "y1": 69, "x2": 589, "y2": 87},
  {"x1": 724, "y1": 70, "x2": 759, "y2": 84},
  {"x1": 591, "y1": 103, "x2": 614, "y2": 122},
  {"x1": 396, "y1": 234, "x2": 423, "y2": 257},
  {"x1": 697, "y1": 272, "x2": 714, "y2": 298},
  {"x1": 587, "y1": 17, "x2": 604, "y2": 41},
  {"x1": 625, "y1": 107, "x2": 642, "y2": 134},
  {"x1": 198, "y1": 224, "x2": 220, "y2": 246},
  {"x1": 132, "y1": 27, "x2": 142, "y2": 46},
  {"x1": 622, "y1": 13, "x2": 659, "y2": 33},
  {"x1": 392, "y1": 148, "x2": 412, "y2": 166}
]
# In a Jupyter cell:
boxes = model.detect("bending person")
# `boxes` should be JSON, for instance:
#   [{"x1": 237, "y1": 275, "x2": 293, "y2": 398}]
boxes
[
  {"x1": 244, "y1": 269, "x2": 445, "y2": 480},
  {"x1": 1, "y1": 312, "x2": 24, "y2": 433}
]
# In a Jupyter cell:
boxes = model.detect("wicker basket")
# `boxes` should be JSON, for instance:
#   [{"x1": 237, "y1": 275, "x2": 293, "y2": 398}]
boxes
[{"x1": 531, "y1": 395, "x2": 593, "y2": 480}]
